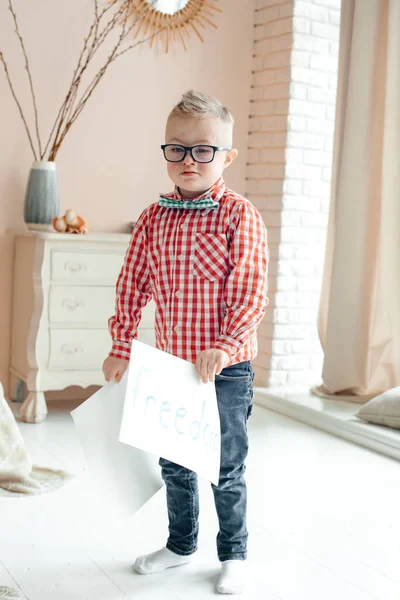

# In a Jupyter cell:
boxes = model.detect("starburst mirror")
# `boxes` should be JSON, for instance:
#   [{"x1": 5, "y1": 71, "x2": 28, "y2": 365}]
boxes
[{"x1": 126, "y1": 0, "x2": 221, "y2": 52}]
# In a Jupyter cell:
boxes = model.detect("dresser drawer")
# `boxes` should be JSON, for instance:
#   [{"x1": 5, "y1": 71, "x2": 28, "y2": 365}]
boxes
[
  {"x1": 49, "y1": 286, "x2": 115, "y2": 325},
  {"x1": 49, "y1": 329, "x2": 110, "y2": 370},
  {"x1": 51, "y1": 250, "x2": 124, "y2": 283},
  {"x1": 49, "y1": 286, "x2": 156, "y2": 327},
  {"x1": 49, "y1": 325, "x2": 155, "y2": 371}
]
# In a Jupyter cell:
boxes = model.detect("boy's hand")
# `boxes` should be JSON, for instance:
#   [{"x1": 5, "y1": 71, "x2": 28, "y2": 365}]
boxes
[
  {"x1": 102, "y1": 356, "x2": 129, "y2": 383},
  {"x1": 195, "y1": 349, "x2": 230, "y2": 384}
]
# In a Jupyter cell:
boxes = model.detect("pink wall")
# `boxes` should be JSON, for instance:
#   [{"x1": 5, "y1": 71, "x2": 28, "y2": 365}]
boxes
[{"x1": 0, "y1": 0, "x2": 254, "y2": 394}]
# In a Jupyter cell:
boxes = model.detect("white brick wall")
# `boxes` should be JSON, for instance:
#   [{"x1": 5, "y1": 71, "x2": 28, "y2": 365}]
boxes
[{"x1": 247, "y1": 0, "x2": 341, "y2": 388}]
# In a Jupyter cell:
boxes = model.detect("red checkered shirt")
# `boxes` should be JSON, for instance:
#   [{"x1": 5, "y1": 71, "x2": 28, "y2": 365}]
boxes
[{"x1": 109, "y1": 177, "x2": 269, "y2": 366}]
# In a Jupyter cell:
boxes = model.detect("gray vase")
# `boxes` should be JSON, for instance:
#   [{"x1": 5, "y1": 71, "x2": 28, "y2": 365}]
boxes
[{"x1": 24, "y1": 161, "x2": 60, "y2": 225}]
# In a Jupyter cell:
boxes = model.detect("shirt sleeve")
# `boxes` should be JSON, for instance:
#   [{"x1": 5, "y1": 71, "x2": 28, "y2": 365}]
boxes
[
  {"x1": 108, "y1": 209, "x2": 152, "y2": 360},
  {"x1": 213, "y1": 201, "x2": 269, "y2": 358}
]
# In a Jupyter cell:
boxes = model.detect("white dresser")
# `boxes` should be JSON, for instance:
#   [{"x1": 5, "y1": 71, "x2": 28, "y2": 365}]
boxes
[{"x1": 9, "y1": 231, "x2": 155, "y2": 423}]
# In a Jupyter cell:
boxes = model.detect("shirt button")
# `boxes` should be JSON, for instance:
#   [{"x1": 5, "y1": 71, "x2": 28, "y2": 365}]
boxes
[
  {"x1": 178, "y1": 254, "x2": 184, "y2": 261},
  {"x1": 174, "y1": 325, "x2": 181, "y2": 333},
  {"x1": 176, "y1": 291, "x2": 182, "y2": 299},
  {"x1": 181, "y1": 224, "x2": 187, "y2": 231}
]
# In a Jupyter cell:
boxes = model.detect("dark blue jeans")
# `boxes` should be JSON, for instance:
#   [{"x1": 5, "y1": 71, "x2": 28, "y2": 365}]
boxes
[{"x1": 159, "y1": 361, "x2": 254, "y2": 562}]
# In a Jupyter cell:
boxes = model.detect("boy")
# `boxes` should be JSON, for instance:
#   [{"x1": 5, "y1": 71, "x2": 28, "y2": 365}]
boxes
[{"x1": 103, "y1": 90, "x2": 269, "y2": 595}]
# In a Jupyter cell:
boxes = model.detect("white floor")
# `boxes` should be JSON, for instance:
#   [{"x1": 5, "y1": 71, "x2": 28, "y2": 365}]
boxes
[{"x1": 1, "y1": 398, "x2": 400, "y2": 600}]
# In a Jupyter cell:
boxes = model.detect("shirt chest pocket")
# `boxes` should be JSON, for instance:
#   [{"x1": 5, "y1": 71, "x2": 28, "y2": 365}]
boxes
[{"x1": 193, "y1": 233, "x2": 229, "y2": 281}]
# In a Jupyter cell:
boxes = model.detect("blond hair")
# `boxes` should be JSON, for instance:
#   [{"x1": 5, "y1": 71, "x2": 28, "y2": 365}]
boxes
[{"x1": 169, "y1": 90, "x2": 234, "y2": 125}]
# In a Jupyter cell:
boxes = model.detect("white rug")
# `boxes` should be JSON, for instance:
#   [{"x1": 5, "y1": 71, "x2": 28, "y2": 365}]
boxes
[
  {"x1": 0, "y1": 382, "x2": 73, "y2": 496},
  {"x1": 0, "y1": 586, "x2": 22, "y2": 598}
]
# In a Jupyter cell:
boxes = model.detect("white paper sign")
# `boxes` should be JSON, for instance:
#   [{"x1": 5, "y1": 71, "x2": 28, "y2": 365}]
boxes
[
  {"x1": 119, "y1": 341, "x2": 221, "y2": 485},
  {"x1": 71, "y1": 374, "x2": 163, "y2": 519}
]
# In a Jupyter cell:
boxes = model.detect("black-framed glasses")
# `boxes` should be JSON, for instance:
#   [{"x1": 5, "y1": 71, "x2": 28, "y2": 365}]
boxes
[{"x1": 161, "y1": 144, "x2": 231, "y2": 163}]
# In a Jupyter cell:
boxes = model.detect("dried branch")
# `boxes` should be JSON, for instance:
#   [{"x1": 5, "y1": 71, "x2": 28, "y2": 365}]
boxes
[
  {"x1": 48, "y1": 4, "x2": 160, "y2": 160},
  {"x1": 48, "y1": 2, "x2": 159, "y2": 161},
  {"x1": 1, "y1": 0, "x2": 212, "y2": 162},
  {"x1": 45, "y1": 0, "x2": 134, "y2": 160},
  {"x1": 41, "y1": 2, "x2": 122, "y2": 159},
  {"x1": 93, "y1": 0, "x2": 99, "y2": 39},
  {"x1": 115, "y1": 20, "x2": 166, "y2": 60},
  {"x1": 0, "y1": 51, "x2": 38, "y2": 160},
  {"x1": 7, "y1": 0, "x2": 42, "y2": 158}
]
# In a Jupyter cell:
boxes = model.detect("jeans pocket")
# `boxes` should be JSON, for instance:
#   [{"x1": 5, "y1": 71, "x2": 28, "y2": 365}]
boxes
[
  {"x1": 215, "y1": 363, "x2": 253, "y2": 411},
  {"x1": 216, "y1": 362, "x2": 253, "y2": 381},
  {"x1": 215, "y1": 374, "x2": 252, "y2": 381}
]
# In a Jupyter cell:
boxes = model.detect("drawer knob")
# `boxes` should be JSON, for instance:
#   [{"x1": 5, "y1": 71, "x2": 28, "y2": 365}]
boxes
[
  {"x1": 62, "y1": 297, "x2": 83, "y2": 311},
  {"x1": 64, "y1": 261, "x2": 87, "y2": 272},
  {"x1": 61, "y1": 343, "x2": 83, "y2": 355}
]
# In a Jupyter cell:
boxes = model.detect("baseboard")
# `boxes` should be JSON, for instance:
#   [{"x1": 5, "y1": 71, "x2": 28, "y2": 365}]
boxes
[{"x1": 254, "y1": 387, "x2": 400, "y2": 462}]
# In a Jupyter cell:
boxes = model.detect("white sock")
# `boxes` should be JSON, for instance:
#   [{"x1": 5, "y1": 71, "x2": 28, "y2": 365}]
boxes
[
  {"x1": 217, "y1": 560, "x2": 246, "y2": 595},
  {"x1": 133, "y1": 547, "x2": 193, "y2": 575}
]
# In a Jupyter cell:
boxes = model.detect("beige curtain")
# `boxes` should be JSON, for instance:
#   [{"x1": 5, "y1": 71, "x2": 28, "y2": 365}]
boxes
[{"x1": 316, "y1": 0, "x2": 400, "y2": 400}]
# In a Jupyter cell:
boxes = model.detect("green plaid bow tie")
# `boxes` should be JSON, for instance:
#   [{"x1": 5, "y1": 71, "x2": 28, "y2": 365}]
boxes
[{"x1": 159, "y1": 196, "x2": 219, "y2": 210}]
